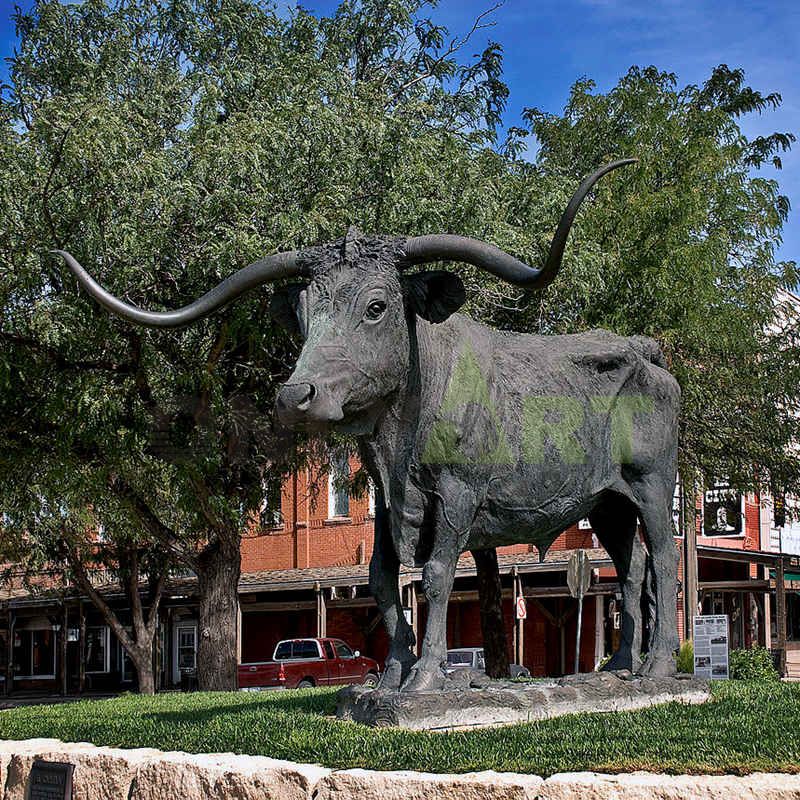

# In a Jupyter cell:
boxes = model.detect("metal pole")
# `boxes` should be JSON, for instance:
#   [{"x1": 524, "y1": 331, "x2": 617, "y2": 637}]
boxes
[{"x1": 574, "y1": 593, "x2": 583, "y2": 674}]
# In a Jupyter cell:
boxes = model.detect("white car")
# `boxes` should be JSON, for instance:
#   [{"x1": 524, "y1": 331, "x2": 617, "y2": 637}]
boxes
[{"x1": 445, "y1": 647, "x2": 531, "y2": 678}]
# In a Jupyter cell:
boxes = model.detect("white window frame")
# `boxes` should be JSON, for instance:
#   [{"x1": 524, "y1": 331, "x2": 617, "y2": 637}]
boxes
[
  {"x1": 368, "y1": 482, "x2": 376, "y2": 516},
  {"x1": 173, "y1": 623, "x2": 198, "y2": 684},
  {"x1": 85, "y1": 625, "x2": 111, "y2": 674},
  {"x1": 327, "y1": 456, "x2": 350, "y2": 519}
]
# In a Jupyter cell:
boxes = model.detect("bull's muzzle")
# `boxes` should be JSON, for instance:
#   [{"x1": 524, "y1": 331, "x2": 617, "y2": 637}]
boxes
[{"x1": 275, "y1": 382, "x2": 344, "y2": 428}]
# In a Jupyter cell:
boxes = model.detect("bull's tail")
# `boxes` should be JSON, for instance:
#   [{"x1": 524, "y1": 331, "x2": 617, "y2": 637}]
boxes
[{"x1": 630, "y1": 336, "x2": 667, "y2": 369}]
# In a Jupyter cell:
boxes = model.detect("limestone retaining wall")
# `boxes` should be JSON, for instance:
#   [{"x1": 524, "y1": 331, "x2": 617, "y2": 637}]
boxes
[{"x1": 1, "y1": 739, "x2": 799, "y2": 799}]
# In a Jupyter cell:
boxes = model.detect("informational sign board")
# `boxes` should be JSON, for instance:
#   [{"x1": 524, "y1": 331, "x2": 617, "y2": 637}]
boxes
[
  {"x1": 693, "y1": 614, "x2": 729, "y2": 680},
  {"x1": 515, "y1": 597, "x2": 527, "y2": 619},
  {"x1": 29, "y1": 760, "x2": 74, "y2": 800}
]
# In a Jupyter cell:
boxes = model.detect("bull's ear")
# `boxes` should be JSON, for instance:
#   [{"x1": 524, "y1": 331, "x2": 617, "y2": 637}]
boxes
[
  {"x1": 402, "y1": 270, "x2": 466, "y2": 323},
  {"x1": 269, "y1": 283, "x2": 307, "y2": 336}
]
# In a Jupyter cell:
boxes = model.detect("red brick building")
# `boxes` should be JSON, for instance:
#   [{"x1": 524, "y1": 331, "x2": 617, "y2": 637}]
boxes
[{"x1": 3, "y1": 453, "x2": 795, "y2": 695}]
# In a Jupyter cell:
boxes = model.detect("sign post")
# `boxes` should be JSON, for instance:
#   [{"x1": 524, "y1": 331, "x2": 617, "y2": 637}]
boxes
[
  {"x1": 692, "y1": 614, "x2": 729, "y2": 679},
  {"x1": 567, "y1": 549, "x2": 591, "y2": 674}
]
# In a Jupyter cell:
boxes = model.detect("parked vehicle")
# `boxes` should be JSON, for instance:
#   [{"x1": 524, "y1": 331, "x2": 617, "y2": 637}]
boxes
[
  {"x1": 445, "y1": 647, "x2": 531, "y2": 679},
  {"x1": 238, "y1": 638, "x2": 380, "y2": 690}
]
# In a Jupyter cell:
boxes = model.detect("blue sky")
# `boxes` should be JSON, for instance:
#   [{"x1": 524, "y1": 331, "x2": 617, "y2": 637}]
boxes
[{"x1": 1, "y1": 0, "x2": 798, "y2": 262}]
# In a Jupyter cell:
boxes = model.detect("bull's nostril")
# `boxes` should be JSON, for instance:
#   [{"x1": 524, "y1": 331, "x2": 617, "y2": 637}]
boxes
[
  {"x1": 297, "y1": 384, "x2": 316, "y2": 411},
  {"x1": 279, "y1": 382, "x2": 317, "y2": 415}
]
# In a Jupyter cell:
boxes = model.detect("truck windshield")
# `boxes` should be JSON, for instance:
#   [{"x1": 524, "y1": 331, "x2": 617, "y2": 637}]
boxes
[{"x1": 446, "y1": 651, "x2": 473, "y2": 665}]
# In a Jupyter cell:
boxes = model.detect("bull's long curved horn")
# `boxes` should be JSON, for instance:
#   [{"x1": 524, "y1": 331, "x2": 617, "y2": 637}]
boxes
[
  {"x1": 403, "y1": 158, "x2": 636, "y2": 289},
  {"x1": 52, "y1": 249, "x2": 305, "y2": 328}
]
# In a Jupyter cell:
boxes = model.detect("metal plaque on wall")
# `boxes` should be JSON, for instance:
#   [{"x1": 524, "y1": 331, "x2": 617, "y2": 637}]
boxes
[{"x1": 29, "y1": 760, "x2": 74, "y2": 800}]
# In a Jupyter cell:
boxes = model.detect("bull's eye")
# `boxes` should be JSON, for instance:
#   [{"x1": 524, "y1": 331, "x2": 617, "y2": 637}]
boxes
[{"x1": 365, "y1": 300, "x2": 387, "y2": 321}]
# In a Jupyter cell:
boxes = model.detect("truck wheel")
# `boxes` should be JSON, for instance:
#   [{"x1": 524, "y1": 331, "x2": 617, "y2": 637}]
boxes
[
  {"x1": 297, "y1": 679, "x2": 314, "y2": 689},
  {"x1": 362, "y1": 672, "x2": 379, "y2": 688}
]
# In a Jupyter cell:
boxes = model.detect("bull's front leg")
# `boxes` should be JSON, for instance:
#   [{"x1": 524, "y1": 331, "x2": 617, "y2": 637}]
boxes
[
  {"x1": 369, "y1": 492, "x2": 417, "y2": 689},
  {"x1": 401, "y1": 478, "x2": 469, "y2": 693}
]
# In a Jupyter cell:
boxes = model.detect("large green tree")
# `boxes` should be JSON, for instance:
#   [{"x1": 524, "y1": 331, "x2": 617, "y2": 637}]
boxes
[
  {"x1": 530, "y1": 67, "x2": 800, "y2": 498},
  {"x1": 0, "y1": 0, "x2": 511, "y2": 689}
]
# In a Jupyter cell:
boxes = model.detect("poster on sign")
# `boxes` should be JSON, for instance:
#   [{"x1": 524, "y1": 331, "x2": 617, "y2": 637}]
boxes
[{"x1": 693, "y1": 614, "x2": 729, "y2": 679}]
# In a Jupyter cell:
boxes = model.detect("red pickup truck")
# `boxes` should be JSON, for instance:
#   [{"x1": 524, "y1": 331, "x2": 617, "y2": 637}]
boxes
[{"x1": 238, "y1": 637, "x2": 380, "y2": 690}]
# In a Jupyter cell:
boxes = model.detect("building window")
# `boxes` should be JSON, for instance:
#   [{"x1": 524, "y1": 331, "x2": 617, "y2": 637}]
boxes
[
  {"x1": 177, "y1": 626, "x2": 197, "y2": 671},
  {"x1": 328, "y1": 454, "x2": 350, "y2": 519},
  {"x1": 86, "y1": 626, "x2": 110, "y2": 673},
  {"x1": 13, "y1": 628, "x2": 56, "y2": 679},
  {"x1": 260, "y1": 478, "x2": 284, "y2": 529}
]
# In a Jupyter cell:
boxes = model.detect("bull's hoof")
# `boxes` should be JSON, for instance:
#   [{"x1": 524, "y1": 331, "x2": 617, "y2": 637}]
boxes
[
  {"x1": 379, "y1": 654, "x2": 416, "y2": 690},
  {"x1": 600, "y1": 650, "x2": 640, "y2": 673},
  {"x1": 401, "y1": 662, "x2": 446, "y2": 693},
  {"x1": 638, "y1": 650, "x2": 677, "y2": 677}
]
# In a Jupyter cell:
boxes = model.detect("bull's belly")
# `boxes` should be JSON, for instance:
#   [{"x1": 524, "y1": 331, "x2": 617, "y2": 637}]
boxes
[{"x1": 464, "y1": 486, "x2": 609, "y2": 552}]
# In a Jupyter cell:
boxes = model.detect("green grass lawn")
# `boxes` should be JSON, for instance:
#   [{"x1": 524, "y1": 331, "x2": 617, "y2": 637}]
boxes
[{"x1": 0, "y1": 682, "x2": 798, "y2": 776}]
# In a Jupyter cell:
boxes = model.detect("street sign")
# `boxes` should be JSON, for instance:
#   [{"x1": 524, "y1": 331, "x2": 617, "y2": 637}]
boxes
[
  {"x1": 567, "y1": 549, "x2": 591, "y2": 599},
  {"x1": 693, "y1": 614, "x2": 729, "y2": 679},
  {"x1": 515, "y1": 596, "x2": 527, "y2": 619}
]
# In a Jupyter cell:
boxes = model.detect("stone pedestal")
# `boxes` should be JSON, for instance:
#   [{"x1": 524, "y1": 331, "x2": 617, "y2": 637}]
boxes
[{"x1": 336, "y1": 670, "x2": 710, "y2": 730}]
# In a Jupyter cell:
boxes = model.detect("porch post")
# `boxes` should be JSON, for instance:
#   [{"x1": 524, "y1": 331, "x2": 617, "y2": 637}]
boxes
[
  {"x1": 776, "y1": 556, "x2": 787, "y2": 677},
  {"x1": 594, "y1": 594, "x2": 605, "y2": 668},
  {"x1": 682, "y1": 478, "x2": 699, "y2": 640},
  {"x1": 60, "y1": 602, "x2": 69, "y2": 696},
  {"x1": 513, "y1": 569, "x2": 524, "y2": 667},
  {"x1": 78, "y1": 600, "x2": 86, "y2": 694},
  {"x1": 4, "y1": 610, "x2": 14, "y2": 697},
  {"x1": 315, "y1": 583, "x2": 327, "y2": 638},
  {"x1": 763, "y1": 564, "x2": 772, "y2": 650},
  {"x1": 236, "y1": 604, "x2": 243, "y2": 667}
]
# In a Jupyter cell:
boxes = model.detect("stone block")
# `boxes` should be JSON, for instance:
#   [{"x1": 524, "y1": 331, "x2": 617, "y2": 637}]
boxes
[
  {"x1": 316, "y1": 768, "x2": 544, "y2": 800},
  {"x1": 539, "y1": 771, "x2": 800, "y2": 800},
  {"x1": 130, "y1": 750, "x2": 329, "y2": 800}
]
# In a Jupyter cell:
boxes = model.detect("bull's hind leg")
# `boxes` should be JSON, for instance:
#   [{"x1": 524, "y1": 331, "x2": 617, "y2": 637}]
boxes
[
  {"x1": 369, "y1": 495, "x2": 417, "y2": 690},
  {"x1": 629, "y1": 474, "x2": 680, "y2": 676},
  {"x1": 588, "y1": 494, "x2": 645, "y2": 672}
]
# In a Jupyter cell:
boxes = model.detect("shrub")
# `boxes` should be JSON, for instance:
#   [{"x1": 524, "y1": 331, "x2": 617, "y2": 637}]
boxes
[
  {"x1": 676, "y1": 639, "x2": 694, "y2": 673},
  {"x1": 729, "y1": 647, "x2": 780, "y2": 681}
]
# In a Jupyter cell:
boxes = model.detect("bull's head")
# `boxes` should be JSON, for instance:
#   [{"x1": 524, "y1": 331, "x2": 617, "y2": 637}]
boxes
[{"x1": 54, "y1": 159, "x2": 634, "y2": 435}]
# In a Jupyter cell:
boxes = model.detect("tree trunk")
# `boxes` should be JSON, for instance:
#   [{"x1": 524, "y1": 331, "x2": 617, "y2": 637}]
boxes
[
  {"x1": 197, "y1": 535, "x2": 241, "y2": 691},
  {"x1": 135, "y1": 653, "x2": 156, "y2": 695},
  {"x1": 472, "y1": 547, "x2": 510, "y2": 678},
  {"x1": 127, "y1": 645, "x2": 156, "y2": 695}
]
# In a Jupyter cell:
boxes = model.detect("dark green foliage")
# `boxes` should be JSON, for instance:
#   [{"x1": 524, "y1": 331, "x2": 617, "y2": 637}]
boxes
[
  {"x1": 676, "y1": 640, "x2": 694, "y2": 674},
  {"x1": 729, "y1": 647, "x2": 780, "y2": 682},
  {"x1": 0, "y1": 683, "x2": 799, "y2": 775}
]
